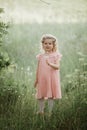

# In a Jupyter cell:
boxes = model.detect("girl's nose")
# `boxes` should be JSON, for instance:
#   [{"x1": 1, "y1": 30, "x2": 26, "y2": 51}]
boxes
[{"x1": 46, "y1": 43, "x2": 49, "y2": 46}]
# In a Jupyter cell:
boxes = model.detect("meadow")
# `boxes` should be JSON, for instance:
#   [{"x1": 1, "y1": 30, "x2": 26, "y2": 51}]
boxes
[{"x1": 0, "y1": 22, "x2": 87, "y2": 130}]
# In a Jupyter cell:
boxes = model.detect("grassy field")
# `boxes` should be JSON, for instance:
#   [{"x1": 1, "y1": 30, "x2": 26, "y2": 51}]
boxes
[
  {"x1": 0, "y1": 0, "x2": 87, "y2": 129},
  {"x1": 0, "y1": 22, "x2": 87, "y2": 130}
]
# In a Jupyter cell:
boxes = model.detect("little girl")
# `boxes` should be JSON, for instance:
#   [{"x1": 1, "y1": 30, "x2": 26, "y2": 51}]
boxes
[{"x1": 34, "y1": 34, "x2": 62, "y2": 115}]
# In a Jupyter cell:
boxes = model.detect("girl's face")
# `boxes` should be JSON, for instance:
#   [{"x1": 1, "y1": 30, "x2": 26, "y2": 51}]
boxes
[{"x1": 42, "y1": 39, "x2": 54, "y2": 53}]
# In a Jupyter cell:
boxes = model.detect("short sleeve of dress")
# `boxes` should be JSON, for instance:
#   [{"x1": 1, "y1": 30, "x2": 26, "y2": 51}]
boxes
[
  {"x1": 36, "y1": 54, "x2": 42, "y2": 61},
  {"x1": 54, "y1": 52, "x2": 62, "y2": 61}
]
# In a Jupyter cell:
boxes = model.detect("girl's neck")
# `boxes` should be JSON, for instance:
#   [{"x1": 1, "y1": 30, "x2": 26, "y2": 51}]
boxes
[{"x1": 45, "y1": 51, "x2": 53, "y2": 54}]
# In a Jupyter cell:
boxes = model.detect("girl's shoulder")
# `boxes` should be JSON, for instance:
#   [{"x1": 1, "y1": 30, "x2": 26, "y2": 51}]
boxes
[
  {"x1": 55, "y1": 52, "x2": 62, "y2": 57},
  {"x1": 50, "y1": 52, "x2": 62, "y2": 60},
  {"x1": 36, "y1": 53, "x2": 43, "y2": 60}
]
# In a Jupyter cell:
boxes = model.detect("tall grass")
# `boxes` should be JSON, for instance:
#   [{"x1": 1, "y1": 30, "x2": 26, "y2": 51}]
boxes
[{"x1": 0, "y1": 22, "x2": 87, "y2": 130}]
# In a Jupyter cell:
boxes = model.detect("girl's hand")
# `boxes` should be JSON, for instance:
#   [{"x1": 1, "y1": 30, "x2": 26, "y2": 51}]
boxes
[
  {"x1": 46, "y1": 59, "x2": 59, "y2": 70},
  {"x1": 46, "y1": 59, "x2": 50, "y2": 66}
]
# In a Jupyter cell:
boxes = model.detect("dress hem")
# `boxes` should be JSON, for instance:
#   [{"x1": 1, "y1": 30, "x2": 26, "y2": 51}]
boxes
[{"x1": 36, "y1": 96, "x2": 62, "y2": 100}]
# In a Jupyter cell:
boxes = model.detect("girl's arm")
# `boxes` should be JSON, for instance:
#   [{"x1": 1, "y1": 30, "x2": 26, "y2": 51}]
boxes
[
  {"x1": 46, "y1": 59, "x2": 60, "y2": 70},
  {"x1": 34, "y1": 61, "x2": 39, "y2": 87}
]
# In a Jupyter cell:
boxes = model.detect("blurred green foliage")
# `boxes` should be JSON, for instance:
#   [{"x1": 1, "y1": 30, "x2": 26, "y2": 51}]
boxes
[{"x1": 0, "y1": 8, "x2": 10, "y2": 70}]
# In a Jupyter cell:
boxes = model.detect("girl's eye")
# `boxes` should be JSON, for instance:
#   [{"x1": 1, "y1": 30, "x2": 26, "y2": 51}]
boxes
[{"x1": 44, "y1": 43, "x2": 52, "y2": 45}]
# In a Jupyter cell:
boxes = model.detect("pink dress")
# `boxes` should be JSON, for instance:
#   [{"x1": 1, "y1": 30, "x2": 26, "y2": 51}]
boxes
[{"x1": 36, "y1": 52, "x2": 62, "y2": 99}]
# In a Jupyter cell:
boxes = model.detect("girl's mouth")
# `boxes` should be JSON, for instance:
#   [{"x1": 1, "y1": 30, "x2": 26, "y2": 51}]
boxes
[{"x1": 46, "y1": 47, "x2": 49, "y2": 49}]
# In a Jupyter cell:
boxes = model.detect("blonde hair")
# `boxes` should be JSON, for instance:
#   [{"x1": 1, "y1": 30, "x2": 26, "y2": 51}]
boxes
[{"x1": 40, "y1": 34, "x2": 58, "y2": 52}]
